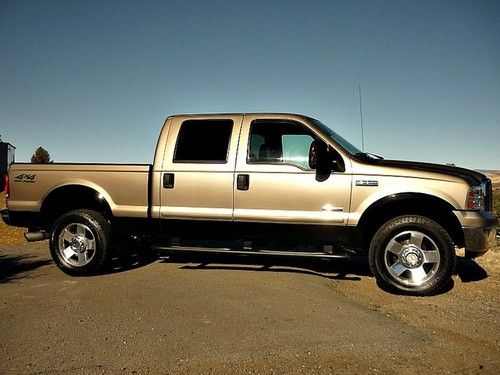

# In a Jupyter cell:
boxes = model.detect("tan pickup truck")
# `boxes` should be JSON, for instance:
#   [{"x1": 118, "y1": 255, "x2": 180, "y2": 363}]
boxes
[{"x1": 2, "y1": 113, "x2": 497, "y2": 295}]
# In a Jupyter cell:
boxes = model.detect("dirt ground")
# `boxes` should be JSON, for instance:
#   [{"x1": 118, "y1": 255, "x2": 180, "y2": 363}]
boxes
[{"x1": 0, "y1": 231, "x2": 498, "y2": 374}]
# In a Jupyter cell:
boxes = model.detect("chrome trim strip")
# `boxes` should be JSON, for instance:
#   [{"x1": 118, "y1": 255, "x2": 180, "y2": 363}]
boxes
[{"x1": 355, "y1": 180, "x2": 379, "y2": 186}]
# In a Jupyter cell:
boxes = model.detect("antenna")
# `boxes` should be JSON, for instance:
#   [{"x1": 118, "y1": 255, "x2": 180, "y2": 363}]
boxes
[{"x1": 358, "y1": 83, "x2": 365, "y2": 152}]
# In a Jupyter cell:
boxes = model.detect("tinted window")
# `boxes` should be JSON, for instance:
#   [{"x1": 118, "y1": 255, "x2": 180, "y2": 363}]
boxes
[
  {"x1": 248, "y1": 121, "x2": 315, "y2": 169},
  {"x1": 174, "y1": 120, "x2": 233, "y2": 163}
]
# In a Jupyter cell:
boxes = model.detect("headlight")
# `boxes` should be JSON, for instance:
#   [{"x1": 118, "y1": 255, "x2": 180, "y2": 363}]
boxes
[{"x1": 466, "y1": 185, "x2": 485, "y2": 210}]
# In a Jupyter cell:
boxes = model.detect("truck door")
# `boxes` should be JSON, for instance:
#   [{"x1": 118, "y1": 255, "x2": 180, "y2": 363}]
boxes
[
  {"x1": 159, "y1": 115, "x2": 243, "y2": 221},
  {"x1": 234, "y1": 115, "x2": 351, "y2": 226}
]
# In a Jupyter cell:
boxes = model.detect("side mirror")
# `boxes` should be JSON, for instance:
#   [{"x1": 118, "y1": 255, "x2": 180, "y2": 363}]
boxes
[
  {"x1": 331, "y1": 158, "x2": 345, "y2": 173},
  {"x1": 309, "y1": 140, "x2": 346, "y2": 172},
  {"x1": 308, "y1": 140, "x2": 326, "y2": 169}
]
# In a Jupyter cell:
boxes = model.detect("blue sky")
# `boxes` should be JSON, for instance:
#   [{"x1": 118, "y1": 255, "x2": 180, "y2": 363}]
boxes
[{"x1": 1, "y1": 0, "x2": 499, "y2": 169}]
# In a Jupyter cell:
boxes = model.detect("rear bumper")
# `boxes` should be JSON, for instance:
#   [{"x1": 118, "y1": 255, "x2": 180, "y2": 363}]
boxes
[
  {"x1": 1, "y1": 209, "x2": 40, "y2": 229},
  {"x1": 453, "y1": 210, "x2": 498, "y2": 257},
  {"x1": 1, "y1": 209, "x2": 11, "y2": 225}
]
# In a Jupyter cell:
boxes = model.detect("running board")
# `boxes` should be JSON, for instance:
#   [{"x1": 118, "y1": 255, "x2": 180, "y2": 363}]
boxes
[{"x1": 152, "y1": 245, "x2": 351, "y2": 259}]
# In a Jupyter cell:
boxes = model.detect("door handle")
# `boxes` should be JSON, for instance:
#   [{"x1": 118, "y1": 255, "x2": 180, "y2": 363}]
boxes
[
  {"x1": 237, "y1": 174, "x2": 249, "y2": 191},
  {"x1": 163, "y1": 173, "x2": 175, "y2": 189}
]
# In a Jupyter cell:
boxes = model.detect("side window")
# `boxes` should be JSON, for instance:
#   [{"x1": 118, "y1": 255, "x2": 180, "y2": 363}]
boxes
[
  {"x1": 281, "y1": 134, "x2": 314, "y2": 168},
  {"x1": 248, "y1": 121, "x2": 315, "y2": 169},
  {"x1": 174, "y1": 120, "x2": 233, "y2": 163}
]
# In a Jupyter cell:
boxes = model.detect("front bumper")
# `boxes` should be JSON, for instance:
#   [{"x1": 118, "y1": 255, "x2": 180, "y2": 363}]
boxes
[{"x1": 453, "y1": 210, "x2": 498, "y2": 257}]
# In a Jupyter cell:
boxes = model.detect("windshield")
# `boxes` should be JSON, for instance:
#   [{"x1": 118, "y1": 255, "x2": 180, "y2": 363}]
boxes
[{"x1": 307, "y1": 117, "x2": 362, "y2": 156}]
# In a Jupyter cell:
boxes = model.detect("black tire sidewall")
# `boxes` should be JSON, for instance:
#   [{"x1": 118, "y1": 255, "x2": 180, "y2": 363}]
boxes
[
  {"x1": 49, "y1": 210, "x2": 111, "y2": 276},
  {"x1": 369, "y1": 215, "x2": 456, "y2": 296}
]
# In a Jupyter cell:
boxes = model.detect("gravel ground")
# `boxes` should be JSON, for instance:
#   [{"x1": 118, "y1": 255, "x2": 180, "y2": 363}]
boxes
[
  {"x1": 0, "y1": 238, "x2": 498, "y2": 374},
  {"x1": 2, "y1": 191, "x2": 499, "y2": 374}
]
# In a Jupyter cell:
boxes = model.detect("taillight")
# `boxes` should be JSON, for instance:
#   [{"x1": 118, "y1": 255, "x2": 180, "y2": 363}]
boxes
[
  {"x1": 466, "y1": 185, "x2": 484, "y2": 210},
  {"x1": 4, "y1": 174, "x2": 9, "y2": 198}
]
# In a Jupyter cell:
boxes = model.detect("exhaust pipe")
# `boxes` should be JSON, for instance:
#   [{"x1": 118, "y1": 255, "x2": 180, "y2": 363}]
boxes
[{"x1": 24, "y1": 231, "x2": 50, "y2": 242}]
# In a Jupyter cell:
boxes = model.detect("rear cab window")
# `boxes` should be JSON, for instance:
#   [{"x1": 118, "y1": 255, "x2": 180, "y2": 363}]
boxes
[{"x1": 174, "y1": 120, "x2": 234, "y2": 163}]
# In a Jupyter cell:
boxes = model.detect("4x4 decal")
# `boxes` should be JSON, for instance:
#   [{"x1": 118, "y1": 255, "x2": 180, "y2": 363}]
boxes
[{"x1": 14, "y1": 174, "x2": 37, "y2": 183}]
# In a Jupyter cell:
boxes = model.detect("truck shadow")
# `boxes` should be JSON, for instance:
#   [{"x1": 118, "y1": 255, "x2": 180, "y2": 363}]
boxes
[
  {"x1": 455, "y1": 257, "x2": 489, "y2": 283},
  {"x1": 108, "y1": 245, "x2": 159, "y2": 273},
  {"x1": 0, "y1": 253, "x2": 52, "y2": 283},
  {"x1": 0, "y1": 246, "x2": 488, "y2": 286},
  {"x1": 107, "y1": 247, "x2": 490, "y2": 287},
  {"x1": 161, "y1": 253, "x2": 372, "y2": 281},
  {"x1": 108, "y1": 245, "x2": 372, "y2": 281},
  {"x1": 107, "y1": 241, "x2": 373, "y2": 280}
]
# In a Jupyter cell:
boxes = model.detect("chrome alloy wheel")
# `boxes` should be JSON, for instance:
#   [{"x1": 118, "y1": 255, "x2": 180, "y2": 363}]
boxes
[
  {"x1": 384, "y1": 230, "x2": 441, "y2": 287},
  {"x1": 57, "y1": 223, "x2": 96, "y2": 267}
]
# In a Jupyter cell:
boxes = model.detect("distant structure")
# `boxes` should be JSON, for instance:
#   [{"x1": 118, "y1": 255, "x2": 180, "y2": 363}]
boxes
[{"x1": 0, "y1": 139, "x2": 16, "y2": 190}]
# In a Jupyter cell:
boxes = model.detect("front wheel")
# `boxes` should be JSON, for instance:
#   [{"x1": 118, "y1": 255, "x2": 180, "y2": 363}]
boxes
[
  {"x1": 49, "y1": 209, "x2": 112, "y2": 276},
  {"x1": 369, "y1": 215, "x2": 456, "y2": 296}
]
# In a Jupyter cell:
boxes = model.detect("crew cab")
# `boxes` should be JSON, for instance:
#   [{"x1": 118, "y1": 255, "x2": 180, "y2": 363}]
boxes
[{"x1": 3, "y1": 113, "x2": 497, "y2": 295}]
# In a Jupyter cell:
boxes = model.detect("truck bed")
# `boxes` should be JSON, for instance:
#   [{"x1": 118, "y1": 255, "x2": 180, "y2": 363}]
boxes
[{"x1": 7, "y1": 163, "x2": 151, "y2": 218}]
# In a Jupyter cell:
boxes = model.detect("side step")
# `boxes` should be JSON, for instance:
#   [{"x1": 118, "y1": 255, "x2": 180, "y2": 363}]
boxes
[{"x1": 152, "y1": 245, "x2": 351, "y2": 259}]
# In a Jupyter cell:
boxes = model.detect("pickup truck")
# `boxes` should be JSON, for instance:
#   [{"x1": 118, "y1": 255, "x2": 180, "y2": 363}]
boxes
[{"x1": 2, "y1": 113, "x2": 497, "y2": 295}]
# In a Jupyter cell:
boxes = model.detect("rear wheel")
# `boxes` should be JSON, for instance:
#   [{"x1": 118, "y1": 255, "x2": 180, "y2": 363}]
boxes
[
  {"x1": 369, "y1": 215, "x2": 456, "y2": 296},
  {"x1": 49, "y1": 209, "x2": 112, "y2": 276}
]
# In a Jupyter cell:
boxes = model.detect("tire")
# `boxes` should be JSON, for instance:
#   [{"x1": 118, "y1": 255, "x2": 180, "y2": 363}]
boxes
[
  {"x1": 369, "y1": 215, "x2": 456, "y2": 296},
  {"x1": 49, "y1": 209, "x2": 112, "y2": 276}
]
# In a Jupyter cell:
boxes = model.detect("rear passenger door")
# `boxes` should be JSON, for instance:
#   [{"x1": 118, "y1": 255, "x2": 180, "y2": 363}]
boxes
[{"x1": 159, "y1": 115, "x2": 243, "y2": 221}]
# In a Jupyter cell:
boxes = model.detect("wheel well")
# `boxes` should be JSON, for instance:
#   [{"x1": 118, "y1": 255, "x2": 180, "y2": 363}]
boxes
[
  {"x1": 357, "y1": 193, "x2": 464, "y2": 250},
  {"x1": 40, "y1": 185, "x2": 112, "y2": 230}
]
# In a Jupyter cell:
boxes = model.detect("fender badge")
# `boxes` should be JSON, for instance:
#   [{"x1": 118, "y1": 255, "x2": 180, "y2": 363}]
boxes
[
  {"x1": 356, "y1": 180, "x2": 378, "y2": 187},
  {"x1": 14, "y1": 174, "x2": 37, "y2": 183}
]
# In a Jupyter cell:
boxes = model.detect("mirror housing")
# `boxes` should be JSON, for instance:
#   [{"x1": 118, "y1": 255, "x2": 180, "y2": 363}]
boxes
[
  {"x1": 309, "y1": 140, "x2": 345, "y2": 172},
  {"x1": 331, "y1": 158, "x2": 345, "y2": 172},
  {"x1": 308, "y1": 140, "x2": 325, "y2": 169}
]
